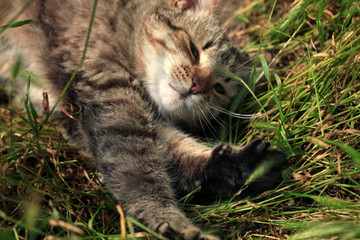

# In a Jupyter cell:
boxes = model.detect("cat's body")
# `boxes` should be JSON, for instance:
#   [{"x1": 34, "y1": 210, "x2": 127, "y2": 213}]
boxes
[{"x1": 0, "y1": 1, "x2": 285, "y2": 239}]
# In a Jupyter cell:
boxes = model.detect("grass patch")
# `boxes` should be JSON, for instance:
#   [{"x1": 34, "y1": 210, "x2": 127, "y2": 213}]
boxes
[{"x1": 1, "y1": 0, "x2": 360, "y2": 239}]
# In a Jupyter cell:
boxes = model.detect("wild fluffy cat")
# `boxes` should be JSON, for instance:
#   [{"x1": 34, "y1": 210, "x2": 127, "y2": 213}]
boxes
[{"x1": 0, "y1": 0, "x2": 286, "y2": 239}]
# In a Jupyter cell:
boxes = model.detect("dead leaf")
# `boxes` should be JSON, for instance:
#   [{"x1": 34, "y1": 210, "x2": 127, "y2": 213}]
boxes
[
  {"x1": 62, "y1": 103, "x2": 75, "y2": 119},
  {"x1": 116, "y1": 205, "x2": 126, "y2": 240},
  {"x1": 292, "y1": 173, "x2": 311, "y2": 181},
  {"x1": 312, "y1": 53, "x2": 331, "y2": 58},
  {"x1": 42, "y1": 92, "x2": 50, "y2": 114},
  {"x1": 48, "y1": 219, "x2": 84, "y2": 235},
  {"x1": 306, "y1": 137, "x2": 330, "y2": 148}
]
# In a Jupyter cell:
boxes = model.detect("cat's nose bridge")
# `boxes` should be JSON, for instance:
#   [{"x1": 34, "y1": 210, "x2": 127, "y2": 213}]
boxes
[
  {"x1": 193, "y1": 66, "x2": 211, "y2": 93},
  {"x1": 172, "y1": 64, "x2": 212, "y2": 93}
]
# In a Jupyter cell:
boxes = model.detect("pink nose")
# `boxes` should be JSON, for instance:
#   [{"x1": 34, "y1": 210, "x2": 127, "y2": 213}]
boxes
[{"x1": 191, "y1": 79, "x2": 202, "y2": 94}]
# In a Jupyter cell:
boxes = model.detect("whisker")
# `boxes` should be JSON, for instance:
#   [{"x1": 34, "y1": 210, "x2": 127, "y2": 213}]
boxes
[
  {"x1": 197, "y1": 107, "x2": 209, "y2": 139},
  {"x1": 204, "y1": 104, "x2": 228, "y2": 130},
  {"x1": 198, "y1": 106, "x2": 217, "y2": 138},
  {"x1": 192, "y1": 106, "x2": 197, "y2": 128},
  {"x1": 207, "y1": 102, "x2": 265, "y2": 119}
]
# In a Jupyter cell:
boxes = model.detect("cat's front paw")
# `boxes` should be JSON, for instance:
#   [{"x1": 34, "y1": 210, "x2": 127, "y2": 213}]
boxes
[
  {"x1": 157, "y1": 222, "x2": 219, "y2": 240},
  {"x1": 203, "y1": 139, "x2": 286, "y2": 194}
]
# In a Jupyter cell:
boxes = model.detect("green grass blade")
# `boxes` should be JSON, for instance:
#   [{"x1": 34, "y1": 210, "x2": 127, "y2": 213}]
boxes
[{"x1": 0, "y1": 19, "x2": 37, "y2": 30}]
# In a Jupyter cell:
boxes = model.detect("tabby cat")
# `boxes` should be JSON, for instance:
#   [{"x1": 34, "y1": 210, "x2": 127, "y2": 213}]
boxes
[{"x1": 0, "y1": 0, "x2": 286, "y2": 239}]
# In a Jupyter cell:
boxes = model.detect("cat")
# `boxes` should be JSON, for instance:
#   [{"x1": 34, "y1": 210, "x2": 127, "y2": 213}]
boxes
[{"x1": 0, "y1": 0, "x2": 286, "y2": 239}]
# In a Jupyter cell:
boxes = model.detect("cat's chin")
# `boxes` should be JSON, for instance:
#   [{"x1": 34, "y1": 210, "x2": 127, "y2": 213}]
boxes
[
  {"x1": 150, "y1": 83, "x2": 204, "y2": 128},
  {"x1": 150, "y1": 80, "x2": 198, "y2": 112},
  {"x1": 161, "y1": 84, "x2": 200, "y2": 111}
]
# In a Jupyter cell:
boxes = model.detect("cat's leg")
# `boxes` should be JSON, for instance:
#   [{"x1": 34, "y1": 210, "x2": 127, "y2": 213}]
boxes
[
  {"x1": 157, "y1": 124, "x2": 286, "y2": 194},
  {"x1": 70, "y1": 85, "x2": 218, "y2": 240}
]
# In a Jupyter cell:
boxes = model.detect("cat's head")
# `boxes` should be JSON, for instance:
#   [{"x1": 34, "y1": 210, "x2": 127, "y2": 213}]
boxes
[{"x1": 135, "y1": 0, "x2": 251, "y2": 130}]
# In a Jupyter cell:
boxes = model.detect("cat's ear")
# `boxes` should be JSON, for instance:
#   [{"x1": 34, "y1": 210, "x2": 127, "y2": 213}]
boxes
[{"x1": 173, "y1": 0, "x2": 221, "y2": 12}]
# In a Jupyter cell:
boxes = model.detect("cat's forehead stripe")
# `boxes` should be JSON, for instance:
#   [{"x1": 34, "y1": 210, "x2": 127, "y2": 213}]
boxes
[
  {"x1": 156, "y1": 11, "x2": 184, "y2": 32},
  {"x1": 143, "y1": 24, "x2": 176, "y2": 54},
  {"x1": 155, "y1": 8, "x2": 217, "y2": 47}
]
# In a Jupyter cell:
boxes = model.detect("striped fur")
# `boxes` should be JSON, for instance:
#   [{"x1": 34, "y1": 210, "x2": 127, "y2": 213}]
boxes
[{"x1": 0, "y1": 0, "x2": 286, "y2": 239}]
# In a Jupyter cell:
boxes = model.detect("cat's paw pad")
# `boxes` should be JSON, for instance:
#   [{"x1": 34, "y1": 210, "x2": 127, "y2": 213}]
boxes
[{"x1": 157, "y1": 222, "x2": 218, "y2": 240}]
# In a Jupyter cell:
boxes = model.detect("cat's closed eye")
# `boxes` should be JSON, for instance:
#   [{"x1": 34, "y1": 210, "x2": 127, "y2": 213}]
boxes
[
  {"x1": 189, "y1": 41, "x2": 199, "y2": 62},
  {"x1": 213, "y1": 82, "x2": 225, "y2": 94},
  {"x1": 203, "y1": 41, "x2": 214, "y2": 50}
]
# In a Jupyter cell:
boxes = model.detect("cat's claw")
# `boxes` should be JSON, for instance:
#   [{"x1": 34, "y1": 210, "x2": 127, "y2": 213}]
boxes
[
  {"x1": 158, "y1": 222, "x2": 170, "y2": 235},
  {"x1": 157, "y1": 222, "x2": 219, "y2": 240}
]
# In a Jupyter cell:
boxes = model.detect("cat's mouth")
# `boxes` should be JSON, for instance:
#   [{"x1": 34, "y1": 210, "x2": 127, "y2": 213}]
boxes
[
  {"x1": 151, "y1": 79, "x2": 202, "y2": 114},
  {"x1": 169, "y1": 84, "x2": 192, "y2": 99},
  {"x1": 168, "y1": 80, "x2": 202, "y2": 100}
]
